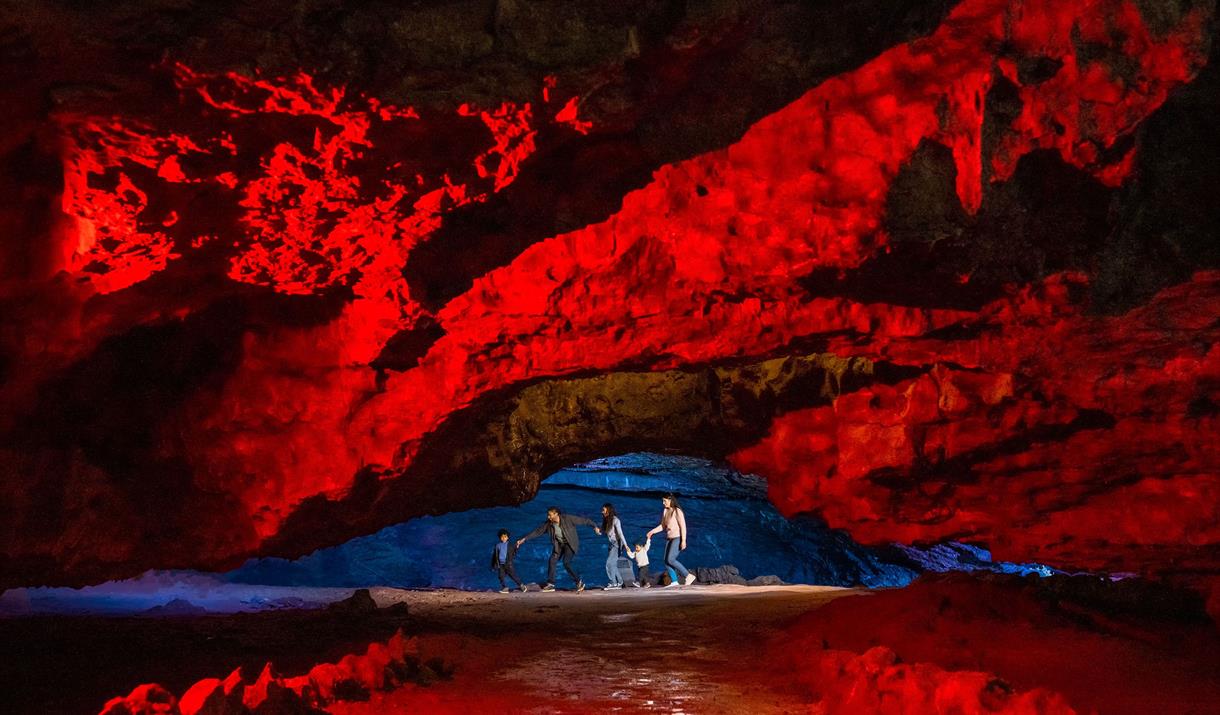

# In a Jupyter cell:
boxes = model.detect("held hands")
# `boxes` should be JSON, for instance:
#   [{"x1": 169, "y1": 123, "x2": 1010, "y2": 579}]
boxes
[
  {"x1": 594, "y1": 527, "x2": 602, "y2": 535},
  {"x1": 515, "y1": 539, "x2": 524, "y2": 548}
]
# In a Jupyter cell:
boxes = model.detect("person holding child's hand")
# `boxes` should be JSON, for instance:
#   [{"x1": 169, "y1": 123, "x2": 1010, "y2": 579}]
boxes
[{"x1": 646, "y1": 494, "x2": 695, "y2": 587}]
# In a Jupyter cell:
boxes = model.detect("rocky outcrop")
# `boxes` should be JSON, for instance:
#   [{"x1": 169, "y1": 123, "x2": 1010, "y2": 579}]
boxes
[
  {"x1": 324, "y1": 588, "x2": 379, "y2": 616},
  {"x1": 693, "y1": 565, "x2": 749, "y2": 585},
  {"x1": 98, "y1": 630, "x2": 446, "y2": 715},
  {"x1": 778, "y1": 573, "x2": 1220, "y2": 713},
  {"x1": 729, "y1": 272, "x2": 1220, "y2": 578},
  {"x1": 142, "y1": 599, "x2": 208, "y2": 617},
  {"x1": 0, "y1": 0, "x2": 1217, "y2": 592},
  {"x1": 746, "y1": 575, "x2": 787, "y2": 587},
  {"x1": 799, "y1": 646, "x2": 1078, "y2": 714},
  {"x1": 690, "y1": 565, "x2": 789, "y2": 585}
]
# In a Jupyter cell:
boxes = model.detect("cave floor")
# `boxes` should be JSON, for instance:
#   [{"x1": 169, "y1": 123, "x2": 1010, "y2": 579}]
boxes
[
  {"x1": 346, "y1": 583, "x2": 858, "y2": 714},
  {"x1": 0, "y1": 583, "x2": 857, "y2": 714},
  {"x1": 5, "y1": 581, "x2": 1219, "y2": 713}
]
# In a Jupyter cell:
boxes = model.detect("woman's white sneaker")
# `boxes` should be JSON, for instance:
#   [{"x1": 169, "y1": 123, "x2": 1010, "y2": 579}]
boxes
[{"x1": 684, "y1": 573, "x2": 697, "y2": 586}]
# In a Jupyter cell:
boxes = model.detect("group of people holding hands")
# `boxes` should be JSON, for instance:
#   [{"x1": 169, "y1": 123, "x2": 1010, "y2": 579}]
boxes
[{"x1": 490, "y1": 494, "x2": 695, "y2": 593}]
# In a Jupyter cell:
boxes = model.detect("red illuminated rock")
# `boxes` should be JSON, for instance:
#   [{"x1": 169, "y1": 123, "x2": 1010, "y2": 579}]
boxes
[
  {"x1": 778, "y1": 574, "x2": 1220, "y2": 713},
  {"x1": 730, "y1": 272, "x2": 1220, "y2": 574},
  {"x1": 100, "y1": 630, "x2": 432, "y2": 715},
  {"x1": 99, "y1": 684, "x2": 178, "y2": 715},
  {"x1": 799, "y1": 646, "x2": 1078, "y2": 715},
  {"x1": 0, "y1": 0, "x2": 1216, "y2": 592}
]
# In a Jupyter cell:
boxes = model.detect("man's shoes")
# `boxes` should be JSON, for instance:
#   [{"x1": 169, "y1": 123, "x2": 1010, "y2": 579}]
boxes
[
  {"x1": 499, "y1": 587, "x2": 509, "y2": 593},
  {"x1": 576, "y1": 581, "x2": 586, "y2": 593},
  {"x1": 519, "y1": 584, "x2": 529, "y2": 593},
  {"x1": 603, "y1": 584, "x2": 622, "y2": 590},
  {"x1": 684, "y1": 573, "x2": 697, "y2": 586},
  {"x1": 641, "y1": 583, "x2": 651, "y2": 588},
  {"x1": 541, "y1": 583, "x2": 556, "y2": 592}
]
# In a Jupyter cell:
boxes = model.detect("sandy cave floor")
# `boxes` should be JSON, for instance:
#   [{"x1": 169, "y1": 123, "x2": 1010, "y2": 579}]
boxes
[
  {"x1": 354, "y1": 584, "x2": 858, "y2": 713},
  {"x1": 1, "y1": 583, "x2": 859, "y2": 714}
]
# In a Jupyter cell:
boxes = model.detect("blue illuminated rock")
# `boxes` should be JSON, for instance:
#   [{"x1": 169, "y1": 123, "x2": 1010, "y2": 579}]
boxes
[{"x1": 224, "y1": 454, "x2": 1052, "y2": 591}]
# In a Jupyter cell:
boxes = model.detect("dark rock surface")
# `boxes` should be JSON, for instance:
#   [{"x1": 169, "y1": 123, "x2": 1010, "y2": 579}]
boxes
[
  {"x1": 694, "y1": 565, "x2": 749, "y2": 585},
  {"x1": 325, "y1": 588, "x2": 379, "y2": 615},
  {"x1": 141, "y1": 598, "x2": 208, "y2": 617}
]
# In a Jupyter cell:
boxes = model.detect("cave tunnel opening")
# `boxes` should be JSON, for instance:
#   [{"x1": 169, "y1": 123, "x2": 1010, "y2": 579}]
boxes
[
  {"x1": 222, "y1": 452, "x2": 1059, "y2": 594},
  {"x1": 0, "y1": 452, "x2": 1057, "y2": 617}
]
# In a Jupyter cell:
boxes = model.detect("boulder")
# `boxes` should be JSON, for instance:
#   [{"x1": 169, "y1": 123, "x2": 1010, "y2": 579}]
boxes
[
  {"x1": 142, "y1": 599, "x2": 208, "y2": 617},
  {"x1": 747, "y1": 575, "x2": 787, "y2": 587},
  {"x1": 694, "y1": 566, "x2": 748, "y2": 586},
  {"x1": 325, "y1": 589, "x2": 378, "y2": 615}
]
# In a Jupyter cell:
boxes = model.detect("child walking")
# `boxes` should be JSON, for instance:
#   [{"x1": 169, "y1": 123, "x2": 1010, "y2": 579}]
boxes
[
  {"x1": 490, "y1": 528, "x2": 527, "y2": 593},
  {"x1": 627, "y1": 537, "x2": 652, "y2": 588}
]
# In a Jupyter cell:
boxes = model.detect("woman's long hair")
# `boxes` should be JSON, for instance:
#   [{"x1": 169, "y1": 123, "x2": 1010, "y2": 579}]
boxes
[
  {"x1": 661, "y1": 494, "x2": 682, "y2": 531},
  {"x1": 601, "y1": 502, "x2": 618, "y2": 533}
]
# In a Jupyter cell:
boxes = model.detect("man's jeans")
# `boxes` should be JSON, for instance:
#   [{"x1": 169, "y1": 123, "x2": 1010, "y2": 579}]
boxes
[{"x1": 547, "y1": 543, "x2": 581, "y2": 585}]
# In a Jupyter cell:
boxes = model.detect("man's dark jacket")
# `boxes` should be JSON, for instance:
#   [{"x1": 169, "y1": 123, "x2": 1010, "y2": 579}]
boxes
[
  {"x1": 490, "y1": 541, "x2": 519, "y2": 570},
  {"x1": 520, "y1": 514, "x2": 597, "y2": 554}
]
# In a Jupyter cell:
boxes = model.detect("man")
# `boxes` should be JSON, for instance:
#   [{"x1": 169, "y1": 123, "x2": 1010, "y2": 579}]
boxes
[{"x1": 517, "y1": 506, "x2": 601, "y2": 592}]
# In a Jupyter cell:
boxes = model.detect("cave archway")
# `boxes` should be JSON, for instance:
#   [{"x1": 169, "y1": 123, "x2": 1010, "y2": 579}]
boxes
[
  {"x1": 0, "y1": 451, "x2": 1057, "y2": 616},
  {"x1": 232, "y1": 452, "x2": 921, "y2": 592},
  {"x1": 232, "y1": 451, "x2": 1053, "y2": 595},
  {"x1": 260, "y1": 352, "x2": 917, "y2": 565}
]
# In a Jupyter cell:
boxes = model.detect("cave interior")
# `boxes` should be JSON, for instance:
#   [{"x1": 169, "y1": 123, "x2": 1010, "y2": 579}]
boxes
[{"x1": 1, "y1": 0, "x2": 1219, "y2": 713}]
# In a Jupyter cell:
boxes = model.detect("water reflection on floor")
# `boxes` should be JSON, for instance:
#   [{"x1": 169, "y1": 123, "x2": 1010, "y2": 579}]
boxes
[
  {"x1": 322, "y1": 585, "x2": 851, "y2": 714},
  {"x1": 493, "y1": 605, "x2": 785, "y2": 713},
  {"x1": 501, "y1": 649, "x2": 723, "y2": 713}
]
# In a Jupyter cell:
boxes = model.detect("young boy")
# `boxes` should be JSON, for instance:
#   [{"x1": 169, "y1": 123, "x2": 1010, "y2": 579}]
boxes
[
  {"x1": 626, "y1": 537, "x2": 652, "y2": 588},
  {"x1": 490, "y1": 528, "x2": 527, "y2": 593}
]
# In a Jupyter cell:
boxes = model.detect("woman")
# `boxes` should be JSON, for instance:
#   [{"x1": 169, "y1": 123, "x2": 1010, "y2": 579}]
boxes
[
  {"x1": 647, "y1": 494, "x2": 695, "y2": 586},
  {"x1": 600, "y1": 503, "x2": 631, "y2": 590}
]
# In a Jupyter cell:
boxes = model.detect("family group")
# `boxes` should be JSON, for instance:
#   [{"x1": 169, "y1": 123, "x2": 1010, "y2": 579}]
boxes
[{"x1": 489, "y1": 495, "x2": 696, "y2": 593}]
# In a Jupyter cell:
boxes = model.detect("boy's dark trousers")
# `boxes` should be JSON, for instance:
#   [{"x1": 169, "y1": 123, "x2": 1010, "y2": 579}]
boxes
[
  {"x1": 547, "y1": 544, "x2": 581, "y2": 585},
  {"x1": 637, "y1": 564, "x2": 651, "y2": 586},
  {"x1": 497, "y1": 562, "x2": 523, "y2": 588}
]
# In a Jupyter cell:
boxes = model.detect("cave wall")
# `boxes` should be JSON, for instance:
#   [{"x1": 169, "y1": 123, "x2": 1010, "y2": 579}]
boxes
[{"x1": 0, "y1": 0, "x2": 1218, "y2": 590}]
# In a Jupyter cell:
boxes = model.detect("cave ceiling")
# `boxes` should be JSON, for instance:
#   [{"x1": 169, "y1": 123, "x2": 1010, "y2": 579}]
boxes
[{"x1": 0, "y1": 0, "x2": 1217, "y2": 592}]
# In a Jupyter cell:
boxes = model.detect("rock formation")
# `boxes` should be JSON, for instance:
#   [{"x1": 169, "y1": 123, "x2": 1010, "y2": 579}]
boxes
[
  {"x1": 0, "y1": 0, "x2": 1216, "y2": 619},
  {"x1": 779, "y1": 573, "x2": 1220, "y2": 713},
  {"x1": 98, "y1": 630, "x2": 446, "y2": 715}
]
